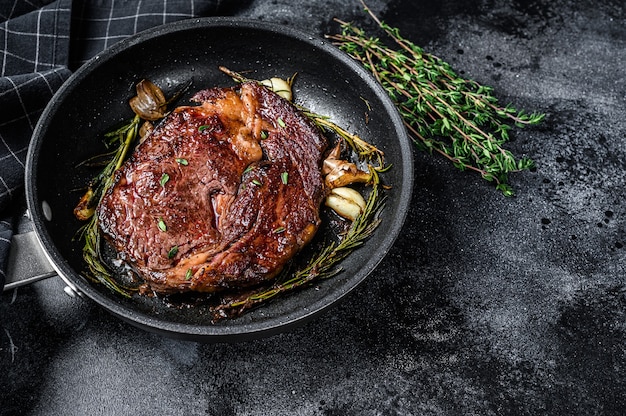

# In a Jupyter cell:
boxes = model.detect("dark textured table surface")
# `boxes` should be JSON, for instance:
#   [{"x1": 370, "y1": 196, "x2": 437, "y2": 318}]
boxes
[{"x1": 2, "y1": 0, "x2": 626, "y2": 414}]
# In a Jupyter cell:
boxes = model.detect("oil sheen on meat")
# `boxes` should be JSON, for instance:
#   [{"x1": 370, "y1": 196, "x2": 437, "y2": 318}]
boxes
[{"x1": 97, "y1": 82, "x2": 328, "y2": 294}]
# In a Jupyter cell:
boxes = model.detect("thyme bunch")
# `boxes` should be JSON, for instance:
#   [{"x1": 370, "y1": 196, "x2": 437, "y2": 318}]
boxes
[{"x1": 327, "y1": 4, "x2": 544, "y2": 196}]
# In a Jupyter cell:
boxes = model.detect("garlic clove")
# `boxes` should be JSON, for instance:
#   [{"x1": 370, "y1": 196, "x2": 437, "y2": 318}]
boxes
[
  {"x1": 325, "y1": 187, "x2": 367, "y2": 221},
  {"x1": 260, "y1": 77, "x2": 293, "y2": 101},
  {"x1": 129, "y1": 79, "x2": 167, "y2": 121},
  {"x1": 323, "y1": 159, "x2": 372, "y2": 189}
]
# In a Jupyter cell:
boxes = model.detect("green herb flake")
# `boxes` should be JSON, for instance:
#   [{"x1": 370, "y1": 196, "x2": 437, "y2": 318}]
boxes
[
  {"x1": 198, "y1": 125, "x2": 209, "y2": 132},
  {"x1": 277, "y1": 118, "x2": 286, "y2": 128},
  {"x1": 185, "y1": 269, "x2": 193, "y2": 280},
  {"x1": 252, "y1": 179, "x2": 262, "y2": 187},
  {"x1": 273, "y1": 226, "x2": 285, "y2": 234},
  {"x1": 260, "y1": 130, "x2": 269, "y2": 139},
  {"x1": 159, "y1": 173, "x2": 170, "y2": 187},
  {"x1": 157, "y1": 218, "x2": 167, "y2": 232},
  {"x1": 176, "y1": 158, "x2": 188, "y2": 166},
  {"x1": 167, "y1": 245, "x2": 179, "y2": 259},
  {"x1": 280, "y1": 171, "x2": 288, "y2": 185},
  {"x1": 243, "y1": 165, "x2": 254, "y2": 175}
]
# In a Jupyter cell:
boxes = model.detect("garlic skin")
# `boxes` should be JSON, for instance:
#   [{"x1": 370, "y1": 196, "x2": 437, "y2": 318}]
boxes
[
  {"x1": 325, "y1": 187, "x2": 367, "y2": 221},
  {"x1": 73, "y1": 187, "x2": 95, "y2": 221},
  {"x1": 322, "y1": 143, "x2": 371, "y2": 189},
  {"x1": 324, "y1": 158, "x2": 372, "y2": 189},
  {"x1": 129, "y1": 79, "x2": 167, "y2": 121},
  {"x1": 260, "y1": 77, "x2": 293, "y2": 101},
  {"x1": 138, "y1": 121, "x2": 154, "y2": 144}
]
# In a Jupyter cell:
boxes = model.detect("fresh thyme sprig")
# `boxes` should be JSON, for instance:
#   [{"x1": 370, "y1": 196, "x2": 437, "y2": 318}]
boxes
[{"x1": 327, "y1": 4, "x2": 544, "y2": 196}]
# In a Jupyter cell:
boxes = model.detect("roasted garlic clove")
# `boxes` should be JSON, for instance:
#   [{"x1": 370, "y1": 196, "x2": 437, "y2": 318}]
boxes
[
  {"x1": 325, "y1": 187, "x2": 366, "y2": 221},
  {"x1": 129, "y1": 79, "x2": 167, "y2": 121},
  {"x1": 324, "y1": 158, "x2": 372, "y2": 189},
  {"x1": 260, "y1": 77, "x2": 293, "y2": 101},
  {"x1": 73, "y1": 187, "x2": 96, "y2": 221}
]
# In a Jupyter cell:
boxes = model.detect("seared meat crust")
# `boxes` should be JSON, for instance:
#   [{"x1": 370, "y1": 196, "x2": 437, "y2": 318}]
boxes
[{"x1": 97, "y1": 82, "x2": 327, "y2": 293}]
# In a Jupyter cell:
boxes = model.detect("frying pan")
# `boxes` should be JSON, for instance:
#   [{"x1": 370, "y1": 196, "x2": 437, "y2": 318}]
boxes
[{"x1": 24, "y1": 17, "x2": 413, "y2": 342}]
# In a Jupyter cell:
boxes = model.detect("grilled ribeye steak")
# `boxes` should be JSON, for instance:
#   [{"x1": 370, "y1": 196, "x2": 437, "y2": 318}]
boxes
[{"x1": 97, "y1": 81, "x2": 328, "y2": 294}]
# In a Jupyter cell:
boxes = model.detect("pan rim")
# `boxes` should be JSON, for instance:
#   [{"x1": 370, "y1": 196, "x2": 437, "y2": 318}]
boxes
[{"x1": 25, "y1": 16, "x2": 414, "y2": 342}]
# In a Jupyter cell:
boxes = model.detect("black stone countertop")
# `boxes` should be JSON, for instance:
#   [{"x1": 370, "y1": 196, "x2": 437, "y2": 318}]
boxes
[{"x1": 2, "y1": 0, "x2": 626, "y2": 414}]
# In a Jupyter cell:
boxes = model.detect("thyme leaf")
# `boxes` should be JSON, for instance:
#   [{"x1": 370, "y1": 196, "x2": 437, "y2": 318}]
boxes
[{"x1": 159, "y1": 173, "x2": 170, "y2": 187}]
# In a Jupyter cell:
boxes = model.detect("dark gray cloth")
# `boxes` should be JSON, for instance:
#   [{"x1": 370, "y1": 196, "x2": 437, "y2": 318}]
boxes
[
  {"x1": 0, "y1": 0, "x2": 72, "y2": 214},
  {"x1": 0, "y1": 0, "x2": 225, "y2": 285}
]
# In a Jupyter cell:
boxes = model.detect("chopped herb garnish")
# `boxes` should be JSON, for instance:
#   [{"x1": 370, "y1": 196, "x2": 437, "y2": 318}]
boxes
[
  {"x1": 168, "y1": 245, "x2": 178, "y2": 259},
  {"x1": 252, "y1": 179, "x2": 262, "y2": 186},
  {"x1": 243, "y1": 165, "x2": 254, "y2": 174},
  {"x1": 273, "y1": 226, "x2": 285, "y2": 234},
  {"x1": 277, "y1": 118, "x2": 286, "y2": 128},
  {"x1": 281, "y1": 171, "x2": 288, "y2": 185},
  {"x1": 157, "y1": 217, "x2": 167, "y2": 232},
  {"x1": 185, "y1": 269, "x2": 193, "y2": 280},
  {"x1": 198, "y1": 125, "x2": 210, "y2": 132},
  {"x1": 159, "y1": 173, "x2": 170, "y2": 187},
  {"x1": 176, "y1": 158, "x2": 188, "y2": 166},
  {"x1": 260, "y1": 130, "x2": 269, "y2": 139}
]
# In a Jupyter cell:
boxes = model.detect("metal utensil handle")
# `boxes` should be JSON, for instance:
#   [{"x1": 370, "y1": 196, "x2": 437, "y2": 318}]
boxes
[{"x1": 3, "y1": 230, "x2": 57, "y2": 291}]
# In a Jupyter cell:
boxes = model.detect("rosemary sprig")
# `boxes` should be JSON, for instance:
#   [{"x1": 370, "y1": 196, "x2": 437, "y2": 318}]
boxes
[
  {"x1": 301, "y1": 110, "x2": 386, "y2": 169},
  {"x1": 75, "y1": 115, "x2": 141, "y2": 297},
  {"x1": 327, "y1": 4, "x2": 544, "y2": 196},
  {"x1": 75, "y1": 80, "x2": 191, "y2": 296}
]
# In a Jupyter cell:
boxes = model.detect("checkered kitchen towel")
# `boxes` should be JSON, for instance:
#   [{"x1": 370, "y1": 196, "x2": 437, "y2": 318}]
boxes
[{"x1": 0, "y1": 0, "x2": 225, "y2": 287}]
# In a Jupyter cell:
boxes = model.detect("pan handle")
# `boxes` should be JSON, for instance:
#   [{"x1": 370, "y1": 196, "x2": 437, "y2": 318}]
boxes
[{"x1": 3, "y1": 230, "x2": 57, "y2": 291}]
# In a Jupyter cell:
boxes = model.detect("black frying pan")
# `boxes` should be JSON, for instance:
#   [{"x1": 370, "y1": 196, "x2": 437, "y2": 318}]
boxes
[{"x1": 25, "y1": 17, "x2": 413, "y2": 342}]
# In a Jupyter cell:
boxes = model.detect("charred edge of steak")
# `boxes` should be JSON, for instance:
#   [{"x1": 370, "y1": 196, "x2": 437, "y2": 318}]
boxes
[{"x1": 97, "y1": 81, "x2": 328, "y2": 295}]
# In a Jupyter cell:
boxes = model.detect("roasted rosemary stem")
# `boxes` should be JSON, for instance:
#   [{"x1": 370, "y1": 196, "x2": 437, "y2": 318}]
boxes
[
  {"x1": 115, "y1": 115, "x2": 140, "y2": 170},
  {"x1": 327, "y1": 8, "x2": 544, "y2": 196},
  {"x1": 76, "y1": 115, "x2": 141, "y2": 297}
]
